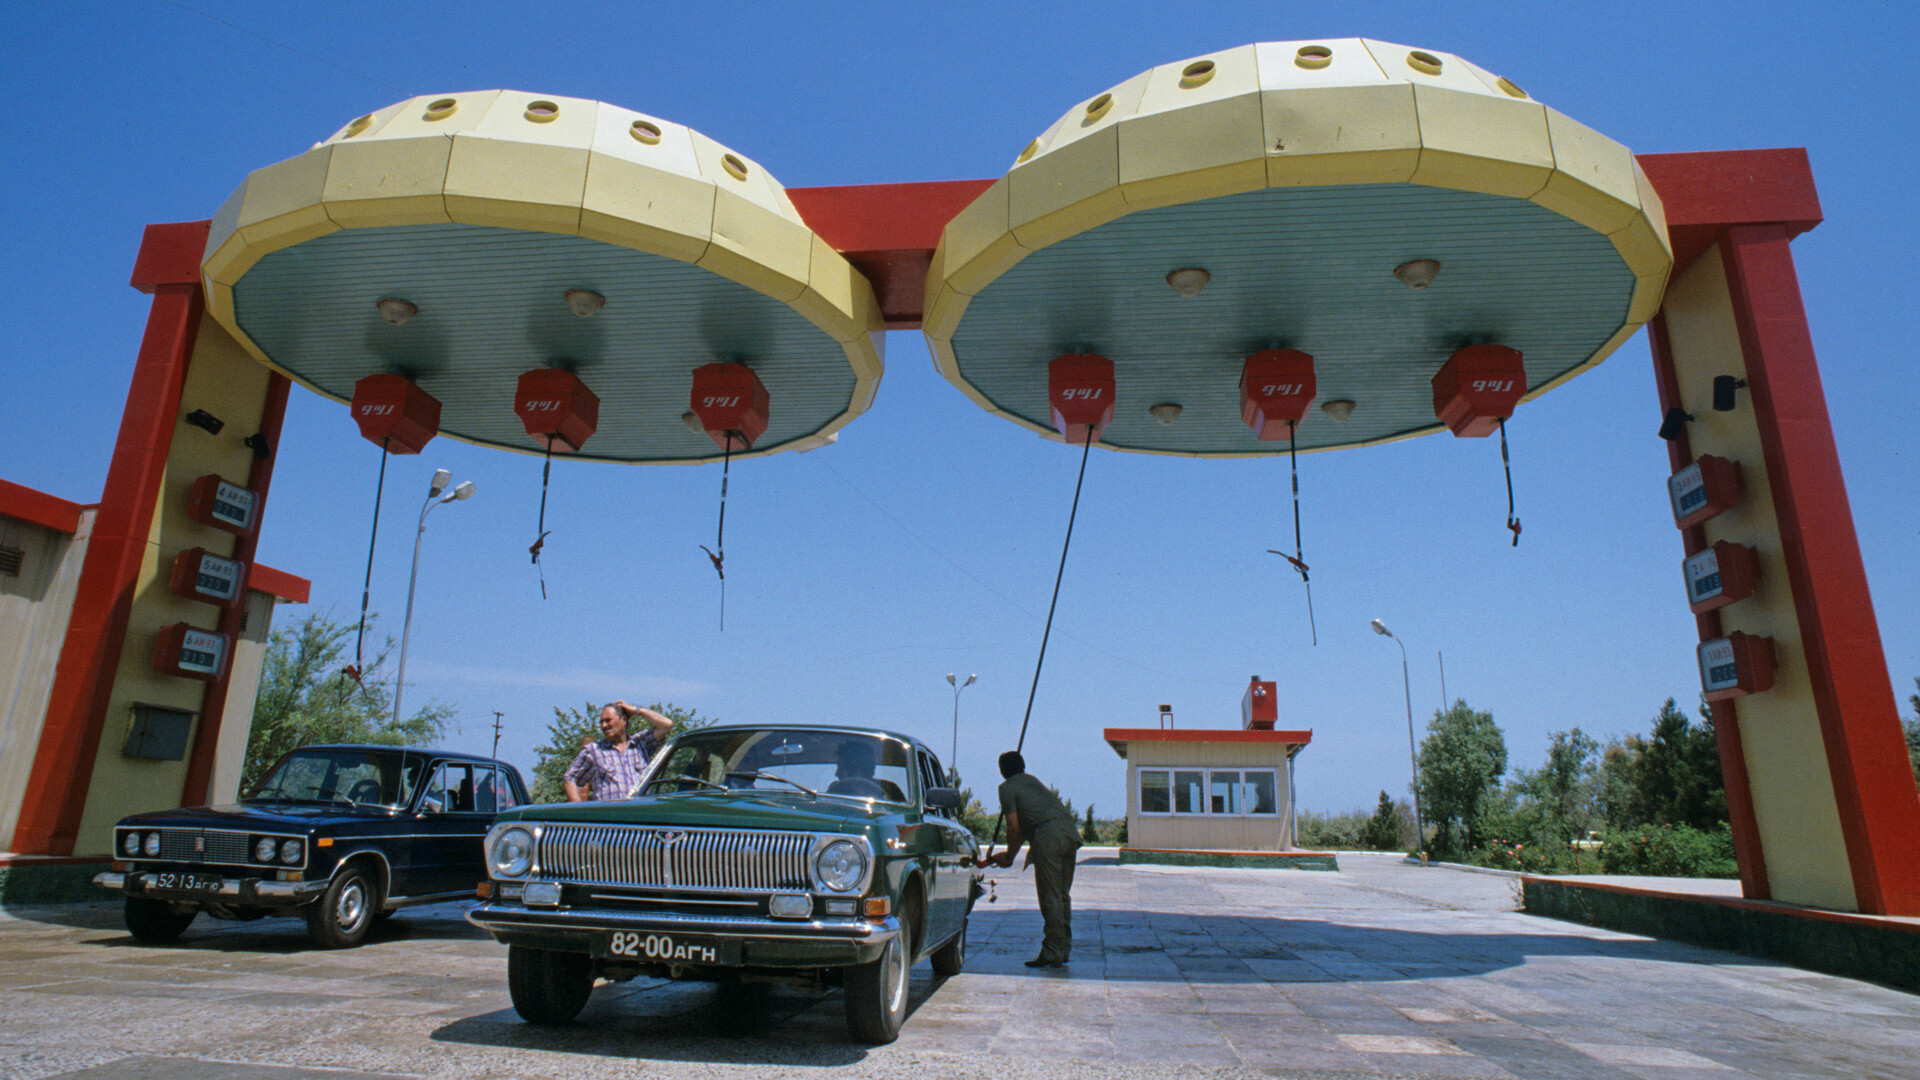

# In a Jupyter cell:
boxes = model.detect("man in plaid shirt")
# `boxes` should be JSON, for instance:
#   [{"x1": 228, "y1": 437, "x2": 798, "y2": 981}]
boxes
[{"x1": 563, "y1": 701, "x2": 674, "y2": 801}]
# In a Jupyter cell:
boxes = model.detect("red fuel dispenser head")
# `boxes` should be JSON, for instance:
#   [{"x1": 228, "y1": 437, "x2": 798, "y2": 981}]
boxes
[
  {"x1": 1239, "y1": 349, "x2": 1316, "y2": 440},
  {"x1": 1431, "y1": 345, "x2": 1526, "y2": 437},
  {"x1": 1048, "y1": 353, "x2": 1115, "y2": 443},
  {"x1": 690, "y1": 363, "x2": 770, "y2": 451},
  {"x1": 1242, "y1": 676, "x2": 1278, "y2": 730},
  {"x1": 351, "y1": 374, "x2": 441, "y2": 454},
  {"x1": 514, "y1": 369, "x2": 600, "y2": 452}
]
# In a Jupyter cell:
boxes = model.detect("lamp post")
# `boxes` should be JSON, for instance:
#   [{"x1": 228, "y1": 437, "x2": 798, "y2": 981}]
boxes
[
  {"x1": 945, "y1": 672, "x2": 976, "y2": 785},
  {"x1": 393, "y1": 470, "x2": 475, "y2": 726},
  {"x1": 1370, "y1": 618, "x2": 1424, "y2": 855}
]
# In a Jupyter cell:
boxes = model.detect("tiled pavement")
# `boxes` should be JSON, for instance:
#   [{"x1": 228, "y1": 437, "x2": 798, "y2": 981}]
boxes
[{"x1": 1, "y1": 852, "x2": 1915, "y2": 1079}]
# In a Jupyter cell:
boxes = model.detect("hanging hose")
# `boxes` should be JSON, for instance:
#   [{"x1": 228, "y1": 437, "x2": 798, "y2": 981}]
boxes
[
  {"x1": 698, "y1": 436, "x2": 732, "y2": 631},
  {"x1": 529, "y1": 440, "x2": 553, "y2": 599},
  {"x1": 1499, "y1": 418, "x2": 1522, "y2": 546},
  {"x1": 346, "y1": 437, "x2": 390, "y2": 688},
  {"x1": 985, "y1": 425, "x2": 1096, "y2": 864},
  {"x1": 1283, "y1": 420, "x2": 1317, "y2": 645}
]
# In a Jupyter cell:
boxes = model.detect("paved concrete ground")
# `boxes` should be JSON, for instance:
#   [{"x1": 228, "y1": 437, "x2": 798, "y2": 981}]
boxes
[{"x1": 1, "y1": 852, "x2": 1914, "y2": 1080}]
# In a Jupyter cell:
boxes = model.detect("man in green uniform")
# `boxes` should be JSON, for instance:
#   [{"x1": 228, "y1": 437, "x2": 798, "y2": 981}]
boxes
[{"x1": 977, "y1": 750, "x2": 1081, "y2": 968}]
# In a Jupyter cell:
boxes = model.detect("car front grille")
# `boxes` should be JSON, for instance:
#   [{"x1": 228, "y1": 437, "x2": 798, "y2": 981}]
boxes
[
  {"x1": 154, "y1": 828, "x2": 256, "y2": 866},
  {"x1": 537, "y1": 825, "x2": 815, "y2": 891}
]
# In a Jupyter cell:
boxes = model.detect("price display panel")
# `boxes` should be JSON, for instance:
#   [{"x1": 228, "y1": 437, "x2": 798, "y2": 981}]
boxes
[
  {"x1": 1698, "y1": 633, "x2": 1776, "y2": 702},
  {"x1": 153, "y1": 623, "x2": 231, "y2": 682},
  {"x1": 169, "y1": 548, "x2": 245, "y2": 607},
  {"x1": 1684, "y1": 542, "x2": 1759, "y2": 614},
  {"x1": 187, "y1": 475, "x2": 259, "y2": 536},
  {"x1": 1668, "y1": 456, "x2": 1742, "y2": 530}
]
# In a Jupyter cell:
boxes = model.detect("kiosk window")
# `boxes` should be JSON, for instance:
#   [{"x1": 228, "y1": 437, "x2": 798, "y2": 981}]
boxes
[{"x1": 1140, "y1": 768, "x2": 1281, "y2": 817}]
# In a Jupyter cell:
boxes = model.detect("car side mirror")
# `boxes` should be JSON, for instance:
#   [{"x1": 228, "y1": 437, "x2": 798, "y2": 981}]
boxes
[
  {"x1": 419, "y1": 794, "x2": 444, "y2": 815},
  {"x1": 925, "y1": 787, "x2": 964, "y2": 811}
]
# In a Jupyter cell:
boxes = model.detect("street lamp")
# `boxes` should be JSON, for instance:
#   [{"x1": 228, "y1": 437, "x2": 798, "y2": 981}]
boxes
[
  {"x1": 945, "y1": 672, "x2": 976, "y2": 785},
  {"x1": 393, "y1": 470, "x2": 475, "y2": 726},
  {"x1": 1370, "y1": 618, "x2": 1425, "y2": 856}
]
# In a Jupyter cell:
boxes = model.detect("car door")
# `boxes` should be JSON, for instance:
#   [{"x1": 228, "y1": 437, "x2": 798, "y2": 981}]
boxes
[
  {"x1": 916, "y1": 749, "x2": 970, "y2": 945},
  {"x1": 411, "y1": 761, "x2": 492, "y2": 896}
]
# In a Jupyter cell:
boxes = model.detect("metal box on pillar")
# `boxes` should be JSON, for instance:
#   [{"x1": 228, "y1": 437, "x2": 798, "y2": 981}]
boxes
[
  {"x1": 1048, "y1": 353, "x2": 1115, "y2": 443},
  {"x1": 351, "y1": 374, "x2": 441, "y2": 454},
  {"x1": 1242, "y1": 676, "x2": 1277, "y2": 730},
  {"x1": 514, "y1": 369, "x2": 600, "y2": 452},
  {"x1": 1432, "y1": 345, "x2": 1526, "y2": 437},
  {"x1": 1239, "y1": 350, "x2": 1315, "y2": 440},
  {"x1": 690, "y1": 363, "x2": 770, "y2": 451}
]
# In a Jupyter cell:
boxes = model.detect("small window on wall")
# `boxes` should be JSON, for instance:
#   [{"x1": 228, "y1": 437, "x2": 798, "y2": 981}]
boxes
[{"x1": 1139, "y1": 768, "x2": 1280, "y2": 817}]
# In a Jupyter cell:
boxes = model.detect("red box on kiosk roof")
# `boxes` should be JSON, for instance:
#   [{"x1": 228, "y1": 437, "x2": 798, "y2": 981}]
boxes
[
  {"x1": 1431, "y1": 344, "x2": 1526, "y2": 437},
  {"x1": 1048, "y1": 353, "x2": 1115, "y2": 443},
  {"x1": 1239, "y1": 349, "x2": 1316, "y2": 440},
  {"x1": 690, "y1": 363, "x2": 770, "y2": 451},
  {"x1": 351, "y1": 374, "x2": 441, "y2": 454},
  {"x1": 514, "y1": 369, "x2": 600, "y2": 452}
]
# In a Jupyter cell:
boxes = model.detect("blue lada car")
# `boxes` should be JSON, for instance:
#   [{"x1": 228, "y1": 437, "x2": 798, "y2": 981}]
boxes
[
  {"x1": 96, "y1": 744, "x2": 529, "y2": 948},
  {"x1": 467, "y1": 725, "x2": 981, "y2": 1043}
]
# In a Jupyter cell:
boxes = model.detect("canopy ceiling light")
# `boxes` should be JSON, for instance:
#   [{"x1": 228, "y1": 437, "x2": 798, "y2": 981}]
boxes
[{"x1": 923, "y1": 39, "x2": 1671, "y2": 459}]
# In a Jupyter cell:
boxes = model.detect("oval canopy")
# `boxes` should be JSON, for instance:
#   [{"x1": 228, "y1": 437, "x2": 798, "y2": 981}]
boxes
[
  {"x1": 202, "y1": 91, "x2": 884, "y2": 463},
  {"x1": 924, "y1": 40, "x2": 1673, "y2": 456}
]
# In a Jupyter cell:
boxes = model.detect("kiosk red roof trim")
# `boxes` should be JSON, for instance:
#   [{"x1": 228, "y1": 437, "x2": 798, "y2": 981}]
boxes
[{"x1": 1103, "y1": 727, "x2": 1312, "y2": 758}]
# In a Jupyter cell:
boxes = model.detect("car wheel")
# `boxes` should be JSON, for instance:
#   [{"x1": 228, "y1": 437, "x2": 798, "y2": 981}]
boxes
[
  {"x1": 930, "y1": 915, "x2": 966, "y2": 978},
  {"x1": 124, "y1": 897, "x2": 196, "y2": 942},
  {"x1": 845, "y1": 909, "x2": 912, "y2": 1043},
  {"x1": 507, "y1": 945, "x2": 593, "y2": 1025},
  {"x1": 306, "y1": 864, "x2": 377, "y2": 949}
]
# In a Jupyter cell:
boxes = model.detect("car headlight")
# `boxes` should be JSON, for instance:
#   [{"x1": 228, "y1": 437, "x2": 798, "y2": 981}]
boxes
[
  {"x1": 143, "y1": 832, "x2": 161, "y2": 857},
  {"x1": 815, "y1": 839, "x2": 868, "y2": 893},
  {"x1": 279, "y1": 839, "x2": 303, "y2": 865},
  {"x1": 255, "y1": 837, "x2": 278, "y2": 863},
  {"x1": 489, "y1": 826, "x2": 534, "y2": 878},
  {"x1": 122, "y1": 832, "x2": 140, "y2": 857}
]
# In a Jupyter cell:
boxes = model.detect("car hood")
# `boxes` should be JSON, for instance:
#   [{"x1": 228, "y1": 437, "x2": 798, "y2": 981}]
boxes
[
  {"x1": 504, "y1": 791, "x2": 893, "y2": 833},
  {"x1": 116, "y1": 801, "x2": 402, "y2": 830}
]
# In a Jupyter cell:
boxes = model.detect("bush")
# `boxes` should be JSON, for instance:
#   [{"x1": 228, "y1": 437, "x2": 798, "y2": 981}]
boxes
[
  {"x1": 1295, "y1": 809, "x2": 1369, "y2": 850},
  {"x1": 1598, "y1": 822, "x2": 1738, "y2": 878},
  {"x1": 1464, "y1": 839, "x2": 1601, "y2": 875}
]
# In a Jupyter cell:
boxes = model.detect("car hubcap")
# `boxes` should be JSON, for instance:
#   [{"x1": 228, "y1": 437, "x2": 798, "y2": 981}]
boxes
[
  {"x1": 339, "y1": 881, "x2": 366, "y2": 929},
  {"x1": 884, "y1": 936, "x2": 907, "y2": 1014}
]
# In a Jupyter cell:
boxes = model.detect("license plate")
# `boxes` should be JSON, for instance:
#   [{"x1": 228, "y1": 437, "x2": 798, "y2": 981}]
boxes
[
  {"x1": 598, "y1": 930, "x2": 738, "y2": 965},
  {"x1": 148, "y1": 872, "x2": 223, "y2": 892}
]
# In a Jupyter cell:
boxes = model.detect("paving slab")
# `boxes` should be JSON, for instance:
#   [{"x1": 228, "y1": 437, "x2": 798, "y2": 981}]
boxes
[{"x1": 0, "y1": 852, "x2": 1913, "y2": 1079}]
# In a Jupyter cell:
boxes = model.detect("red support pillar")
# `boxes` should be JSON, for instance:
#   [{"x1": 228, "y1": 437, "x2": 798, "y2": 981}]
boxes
[
  {"x1": 11, "y1": 226, "x2": 207, "y2": 854},
  {"x1": 1718, "y1": 225, "x2": 1920, "y2": 914}
]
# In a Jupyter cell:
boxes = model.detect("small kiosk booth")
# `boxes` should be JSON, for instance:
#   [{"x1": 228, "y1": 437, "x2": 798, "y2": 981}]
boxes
[{"x1": 1105, "y1": 678, "x2": 1320, "y2": 868}]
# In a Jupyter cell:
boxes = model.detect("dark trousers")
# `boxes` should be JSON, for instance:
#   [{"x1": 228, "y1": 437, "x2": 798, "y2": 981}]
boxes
[{"x1": 1031, "y1": 835, "x2": 1078, "y2": 962}]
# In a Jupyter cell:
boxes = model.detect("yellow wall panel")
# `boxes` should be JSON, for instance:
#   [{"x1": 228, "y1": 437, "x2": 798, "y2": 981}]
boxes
[
  {"x1": 322, "y1": 135, "x2": 455, "y2": 228},
  {"x1": 319, "y1": 98, "x2": 412, "y2": 145},
  {"x1": 1534, "y1": 107, "x2": 1641, "y2": 235},
  {"x1": 697, "y1": 190, "x2": 812, "y2": 303},
  {"x1": 790, "y1": 234, "x2": 881, "y2": 345},
  {"x1": 468, "y1": 92, "x2": 600, "y2": 149},
  {"x1": 443, "y1": 137, "x2": 589, "y2": 234},
  {"x1": 1261, "y1": 83, "x2": 1421, "y2": 187},
  {"x1": 578, "y1": 151, "x2": 715, "y2": 264},
  {"x1": 1408, "y1": 85, "x2": 1552, "y2": 199},
  {"x1": 370, "y1": 91, "x2": 505, "y2": 140},
  {"x1": 1118, "y1": 92, "x2": 1267, "y2": 209},
  {"x1": 1007, "y1": 126, "x2": 1127, "y2": 250},
  {"x1": 1253, "y1": 38, "x2": 1389, "y2": 89}
]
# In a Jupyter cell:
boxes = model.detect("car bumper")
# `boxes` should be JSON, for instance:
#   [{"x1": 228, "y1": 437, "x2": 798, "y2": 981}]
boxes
[
  {"x1": 94, "y1": 871, "x2": 328, "y2": 906},
  {"x1": 467, "y1": 901, "x2": 901, "y2": 968}
]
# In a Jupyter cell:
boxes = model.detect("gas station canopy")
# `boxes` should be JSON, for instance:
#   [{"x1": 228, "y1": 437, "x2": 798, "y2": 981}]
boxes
[
  {"x1": 924, "y1": 39, "x2": 1673, "y2": 456},
  {"x1": 201, "y1": 92, "x2": 884, "y2": 463}
]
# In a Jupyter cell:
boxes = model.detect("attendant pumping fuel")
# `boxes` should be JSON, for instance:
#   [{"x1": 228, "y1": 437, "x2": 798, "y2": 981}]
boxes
[{"x1": 978, "y1": 750, "x2": 1082, "y2": 968}]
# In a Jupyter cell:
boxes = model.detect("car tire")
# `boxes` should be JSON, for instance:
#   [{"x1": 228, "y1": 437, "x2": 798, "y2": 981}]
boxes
[
  {"x1": 845, "y1": 909, "x2": 912, "y2": 1043},
  {"x1": 306, "y1": 864, "x2": 377, "y2": 949},
  {"x1": 930, "y1": 916, "x2": 966, "y2": 978},
  {"x1": 124, "y1": 897, "x2": 195, "y2": 942},
  {"x1": 508, "y1": 945, "x2": 593, "y2": 1025}
]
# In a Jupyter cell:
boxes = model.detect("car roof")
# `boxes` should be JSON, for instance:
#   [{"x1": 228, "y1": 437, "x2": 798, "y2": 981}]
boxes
[
  {"x1": 292, "y1": 744, "x2": 520, "y2": 770},
  {"x1": 676, "y1": 724, "x2": 925, "y2": 748}
]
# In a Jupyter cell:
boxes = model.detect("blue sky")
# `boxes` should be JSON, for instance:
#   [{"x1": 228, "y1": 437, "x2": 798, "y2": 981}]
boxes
[{"x1": 5, "y1": 2, "x2": 1915, "y2": 819}]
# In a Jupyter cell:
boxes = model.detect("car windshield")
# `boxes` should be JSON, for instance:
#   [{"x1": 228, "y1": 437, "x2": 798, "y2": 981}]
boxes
[
  {"x1": 643, "y1": 729, "x2": 915, "y2": 805},
  {"x1": 247, "y1": 748, "x2": 422, "y2": 809}
]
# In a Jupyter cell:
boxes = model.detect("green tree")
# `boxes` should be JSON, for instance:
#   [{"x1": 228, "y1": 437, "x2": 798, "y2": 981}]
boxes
[
  {"x1": 1610, "y1": 699, "x2": 1726, "y2": 831},
  {"x1": 1416, "y1": 699, "x2": 1508, "y2": 856},
  {"x1": 1905, "y1": 677, "x2": 1919, "y2": 783},
  {"x1": 1362, "y1": 790, "x2": 1401, "y2": 850},
  {"x1": 947, "y1": 769, "x2": 993, "y2": 841},
  {"x1": 243, "y1": 612, "x2": 452, "y2": 795},
  {"x1": 1082, "y1": 804, "x2": 1099, "y2": 844},
  {"x1": 1513, "y1": 727, "x2": 1601, "y2": 846},
  {"x1": 528, "y1": 700, "x2": 711, "y2": 804}
]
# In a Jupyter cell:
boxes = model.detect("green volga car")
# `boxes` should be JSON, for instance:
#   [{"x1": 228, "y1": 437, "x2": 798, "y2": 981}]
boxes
[{"x1": 467, "y1": 725, "x2": 980, "y2": 1043}]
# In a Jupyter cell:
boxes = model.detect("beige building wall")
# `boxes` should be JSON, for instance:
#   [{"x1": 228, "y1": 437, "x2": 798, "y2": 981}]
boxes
[
  {"x1": 0, "y1": 509, "x2": 94, "y2": 849},
  {"x1": 1123, "y1": 740, "x2": 1298, "y2": 851}
]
